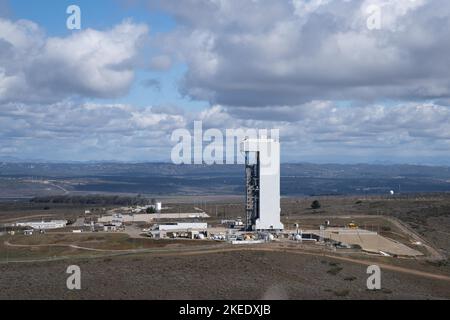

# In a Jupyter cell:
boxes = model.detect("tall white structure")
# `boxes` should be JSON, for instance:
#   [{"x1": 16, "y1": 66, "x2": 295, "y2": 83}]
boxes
[{"x1": 240, "y1": 137, "x2": 284, "y2": 231}]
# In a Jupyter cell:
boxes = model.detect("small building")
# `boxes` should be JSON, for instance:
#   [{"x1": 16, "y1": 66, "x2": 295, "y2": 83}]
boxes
[
  {"x1": 103, "y1": 224, "x2": 118, "y2": 232},
  {"x1": 157, "y1": 222, "x2": 208, "y2": 232},
  {"x1": 111, "y1": 214, "x2": 123, "y2": 227},
  {"x1": 166, "y1": 230, "x2": 207, "y2": 240},
  {"x1": 149, "y1": 222, "x2": 208, "y2": 239},
  {"x1": 16, "y1": 220, "x2": 67, "y2": 230},
  {"x1": 222, "y1": 219, "x2": 244, "y2": 229}
]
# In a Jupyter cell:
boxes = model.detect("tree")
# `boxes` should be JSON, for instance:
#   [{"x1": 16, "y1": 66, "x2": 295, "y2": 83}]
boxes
[
  {"x1": 311, "y1": 200, "x2": 321, "y2": 210},
  {"x1": 146, "y1": 206, "x2": 156, "y2": 214}
]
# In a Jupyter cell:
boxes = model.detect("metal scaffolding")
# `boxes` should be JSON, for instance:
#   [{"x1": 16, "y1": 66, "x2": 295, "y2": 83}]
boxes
[{"x1": 245, "y1": 151, "x2": 260, "y2": 231}]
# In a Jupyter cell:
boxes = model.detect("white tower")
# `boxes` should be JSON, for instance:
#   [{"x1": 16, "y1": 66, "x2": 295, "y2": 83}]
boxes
[{"x1": 240, "y1": 137, "x2": 284, "y2": 231}]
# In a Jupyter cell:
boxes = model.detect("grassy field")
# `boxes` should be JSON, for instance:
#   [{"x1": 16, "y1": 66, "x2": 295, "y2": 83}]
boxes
[{"x1": 0, "y1": 233, "x2": 216, "y2": 262}]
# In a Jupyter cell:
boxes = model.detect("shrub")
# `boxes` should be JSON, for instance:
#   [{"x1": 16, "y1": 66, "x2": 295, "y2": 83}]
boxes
[{"x1": 311, "y1": 200, "x2": 321, "y2": 210}]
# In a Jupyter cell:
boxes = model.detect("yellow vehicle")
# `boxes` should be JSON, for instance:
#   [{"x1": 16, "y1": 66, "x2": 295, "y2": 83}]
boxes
[
  {"x1": 243, "y1": 234, "x2": 255, "y2": 240},
  {"x1": 348, "y1": 222, "x2": 358, "y2": 229}
]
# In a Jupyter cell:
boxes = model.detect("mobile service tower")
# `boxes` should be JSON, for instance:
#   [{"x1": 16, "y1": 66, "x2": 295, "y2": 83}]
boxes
[{"x1": 241, "y1": 137, "x2": 284, "y2": 231}]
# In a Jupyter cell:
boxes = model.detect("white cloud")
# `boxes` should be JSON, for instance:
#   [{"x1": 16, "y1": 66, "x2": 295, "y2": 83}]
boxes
[
  {"x1": 154, "y1": 0, "x2": 450, "y2": 106},
  {"x1": 197, "y1": 101, "x2": 450, "y2": 163},
  {"x1": 0, "y1": 18, "x2": 148, "y2": 103},
  {"x1": 1, "y1": 3, "x2": 450, "y2": 164},
  {"x1": 292, "y1": 0, "x2": 332, "y2": 18},
  {"x1": 0, "y1": 101, "x2": 187, "y2": 161},
  {"x1": 0, "y1": 98, "x2": 449, "y2": 163}
]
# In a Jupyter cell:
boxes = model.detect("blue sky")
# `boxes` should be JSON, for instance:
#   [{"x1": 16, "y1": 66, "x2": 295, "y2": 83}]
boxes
[
  {"x1": 1, "y1": 0, "x2": 450, "y2": 164},
  {"x1": 9, "y1": 0, "x2": 175, "y2": 35},
  {"x1": 7, "y1": 0, "x2": 207, "y2": 110}
]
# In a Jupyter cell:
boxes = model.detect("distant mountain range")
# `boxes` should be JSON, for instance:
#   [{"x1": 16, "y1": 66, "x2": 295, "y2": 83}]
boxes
[{"x1": 1, "y1": 162, "x2": 450, "y2": 196}]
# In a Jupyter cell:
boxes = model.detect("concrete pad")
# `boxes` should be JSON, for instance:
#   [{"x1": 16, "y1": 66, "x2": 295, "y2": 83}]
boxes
[{"x1": 309, "y1": 228, "x2": 422, "y2": 257}]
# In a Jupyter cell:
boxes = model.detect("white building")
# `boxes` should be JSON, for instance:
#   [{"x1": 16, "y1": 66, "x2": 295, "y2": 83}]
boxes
[
  {"x1": 157, "y1": 222, "x2": 208, "y2": 231},
  {"x1": 103, "y1": 224, "x2": 118, "y2": 232},
  {"x1": 130, "y1": 202, "x2": 162, "y2": 214},
  {"x1": 149, "y1": 222, "x2": 208, "y2": 239},
  {"x1": 98, "y1": 212, "x2": 209, "y2": 224},
  {"x1": 16, "y1": 220, "x2": 67, "y2": 230},
  {"x1": 241, "y1": 137, "x2": 284, "y2": 231}
]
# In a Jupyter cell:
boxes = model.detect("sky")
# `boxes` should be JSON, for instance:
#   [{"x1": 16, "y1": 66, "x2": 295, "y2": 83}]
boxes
[{"x1": 0, "y1": 0, "x2": 450, "y2": 164}]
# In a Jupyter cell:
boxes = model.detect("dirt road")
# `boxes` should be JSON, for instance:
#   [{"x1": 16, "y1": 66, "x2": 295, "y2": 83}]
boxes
[{"x1": 4, "y1": 239, "x2": 449, "y2": 283}]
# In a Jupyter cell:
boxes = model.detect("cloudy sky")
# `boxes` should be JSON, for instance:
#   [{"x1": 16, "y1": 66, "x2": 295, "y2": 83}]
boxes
[{"x1": 0, "y1": 0, "x2": 450, "y2": 164}]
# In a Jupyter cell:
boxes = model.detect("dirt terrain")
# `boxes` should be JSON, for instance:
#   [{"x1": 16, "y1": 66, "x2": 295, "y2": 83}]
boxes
[
  {"x1": 195, "y1": 193, "x2": 450, "y2": 259},
  {"x1": 1, "y1": 193, "x2": 449, "y2": 300},
  {"x1": 0, "y1": 250, "x2": 449, "y2": 300}
]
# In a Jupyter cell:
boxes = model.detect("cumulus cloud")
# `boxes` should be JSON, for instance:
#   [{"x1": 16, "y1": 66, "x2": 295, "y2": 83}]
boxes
[
  {"x1": 0, "y1": 98, "x2": 449, "y2": 163},
  {"x1": 197, "y1": 101, "x2": 450, "y2": 163},
  {"x1": 1, "y1": 2, "x2": 450, "y2": 164},
  {"x1": 0, "y1": 18, "x2": 148, "y2": 103},
  {"x1": 200, "y1": 101, "x2": 450, "y2": 141},
  {"x1": 154, "y1": 0, "x2": 450, "y2": 106},
  {"x1": 0, "y1": 101, "x2": 186, "y2": 161}
]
